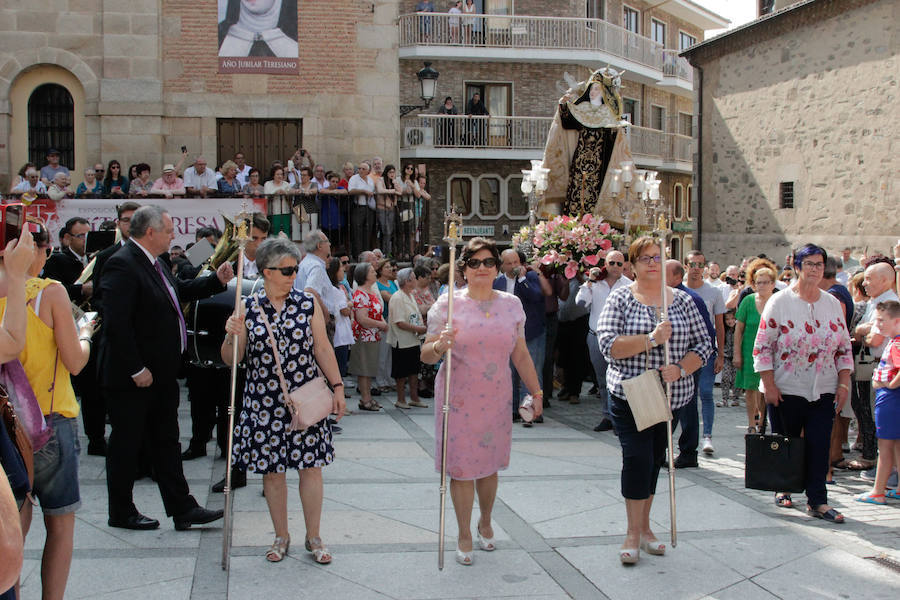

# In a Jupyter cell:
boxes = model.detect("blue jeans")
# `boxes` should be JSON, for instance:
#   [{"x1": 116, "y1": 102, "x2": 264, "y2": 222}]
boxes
[
  {"x1": 512, "y1": 335, "x2": 545, "y2": 416},
  {"x1": 671, "y1": 393, "x2": 699, "y2": 458},
  {"x1": 694, "y1": 355, "x2": 717, "y2": 436},
  {"x1": 587, "y1": 332, "x2": 609, "y2": 419}
]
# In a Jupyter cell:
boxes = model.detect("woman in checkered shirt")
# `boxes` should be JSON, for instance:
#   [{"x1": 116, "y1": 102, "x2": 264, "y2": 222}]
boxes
[{"x1": 596, "y1": 237, "x2": 713, "y2": 564}]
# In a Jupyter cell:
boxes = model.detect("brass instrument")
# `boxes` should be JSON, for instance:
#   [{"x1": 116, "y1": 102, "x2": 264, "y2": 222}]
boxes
[
  {"x1": 221, "y1": 205, "x2": 252, "y2": 572},
  {"x1": 437, "y1": 211, "x2": 463, "y2": 570}
]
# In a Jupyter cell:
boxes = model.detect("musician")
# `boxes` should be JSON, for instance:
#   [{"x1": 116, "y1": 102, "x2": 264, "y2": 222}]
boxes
[
  {"x1": 42, "y1": 217, "x2": 91, "y2": 304},
  {"x1": 100, "y1": 206, "x2": 234, "y2": 531},
  {"x1": 595, "y1": 237, "x2": 712, "y2": 564},
  {"x1": 240, "y1": 214, "x2": 270, "y2": 280},
  {"x1": 422, "y1": 237, "x2": 543, "y2": 566},
  {"x1": 222, "y1": 238, "x2": 345, "y2": 564}
]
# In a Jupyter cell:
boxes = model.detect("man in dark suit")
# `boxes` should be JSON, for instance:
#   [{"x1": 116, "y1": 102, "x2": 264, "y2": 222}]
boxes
[
  {"x1": 493, "y1": 249, "x2": 551, "y2": 425},
  {"x1": 42, "y1": 217, "x2": 92, "y2": 304},
  {"x1": 100, "y1": 205, "x2": 234, "y2": 530},
  {"x1": 91, "y1": 201, "x2": 140, "y2": 317}
]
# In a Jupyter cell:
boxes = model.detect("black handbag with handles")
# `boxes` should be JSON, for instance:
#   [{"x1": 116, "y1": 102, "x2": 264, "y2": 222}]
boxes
[{"x1": 744, "y1": 423, "x2": 806, "y2": 493}]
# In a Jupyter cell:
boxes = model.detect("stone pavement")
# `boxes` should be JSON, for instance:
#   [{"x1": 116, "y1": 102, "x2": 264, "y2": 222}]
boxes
[{"x1": 18, "y1": 383, "x2": 900, "y2": 599}]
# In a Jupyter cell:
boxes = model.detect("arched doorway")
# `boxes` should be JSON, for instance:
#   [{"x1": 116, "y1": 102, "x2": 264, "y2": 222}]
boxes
[{"x1": 28, "y1": 83, "x2": 75, "y2": 169}]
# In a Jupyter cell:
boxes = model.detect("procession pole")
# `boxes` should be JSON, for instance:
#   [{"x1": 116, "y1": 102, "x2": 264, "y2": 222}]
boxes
[
  {"x1": 222, "y1": 205, "x2": 251, "y2": 571},
  {"x1": 656, "y1": 213, "x2": 677, "y2": 548},
  {"x1": 437, "y1": 211, "x2": 462, "y2": 570}
]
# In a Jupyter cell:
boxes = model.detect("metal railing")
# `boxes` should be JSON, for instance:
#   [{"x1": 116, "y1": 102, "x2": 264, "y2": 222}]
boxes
[
  {"x1": 400, "y1": 12, "x2": 691, "y2": 82},
  {"x1": 401, "y1": 114, "x2": 552, "y2": 150},
  {"x1": 400, "y1": 115, "x2": 693, "y2": 163},
  {"x1": 662, "y1": 49, "x2": 693, "y2": 83}
]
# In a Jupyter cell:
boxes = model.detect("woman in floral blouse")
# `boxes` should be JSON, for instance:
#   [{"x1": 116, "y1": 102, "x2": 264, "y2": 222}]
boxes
[
  {"x1": 753, "y1": 243, "x2": 853, "y2": 523},
  {"x1": 349, "y1": 263, "x2": 388, "y2": 411}
]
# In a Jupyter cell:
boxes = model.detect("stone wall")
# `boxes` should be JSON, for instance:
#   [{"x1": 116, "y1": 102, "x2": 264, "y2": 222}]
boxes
[{"x1": 690, "y1": 0, "x2": 898, "y2": 262}]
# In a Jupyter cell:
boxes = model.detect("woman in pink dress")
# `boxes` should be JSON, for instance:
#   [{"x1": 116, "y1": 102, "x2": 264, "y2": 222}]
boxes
[{"x1": 423, "y1": 237, "x2": 543, "y2": 566}]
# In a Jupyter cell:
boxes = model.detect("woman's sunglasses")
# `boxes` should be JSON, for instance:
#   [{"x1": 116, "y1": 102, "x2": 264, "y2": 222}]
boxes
[
  {"x1": 465, "y1": 257, "x2": 498, "y2": 269},
  {"x1": 266, "y1": 265, "x2": 299, "y2": 276}
]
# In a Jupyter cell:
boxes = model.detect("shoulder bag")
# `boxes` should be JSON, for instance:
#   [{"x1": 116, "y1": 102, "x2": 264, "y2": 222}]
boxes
[
  {"x1": 621, "y1": 338, "x2": 671, "y2": 431},
  {"x1": 0, "y1": 382, "x2": 34, "y2": 489},
  {"x1": 744, "y1": 407, "x2": 805, "y2": 493},
  {"x1": 254, "y1": 297, "x2": 333, "y2": 432}
]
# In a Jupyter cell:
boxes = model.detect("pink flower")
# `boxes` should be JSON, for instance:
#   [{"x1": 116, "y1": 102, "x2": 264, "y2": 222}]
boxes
[
  {"x1": 600, "y1": 222, "x2": 610, "y2": 234},
  {"x1": 540, "y1": 250, "x2": 560, "y2": 265},
  {"x1": 564, "y1": 260, "x2": 579, "y2": 279},
  {"x1": 581, "y1": 213, "x2": 594, "y2": 225},
  {"x1": 582, "y1": 254, "x2": 600, "y2": 266},
  {"x1": 599, "y1": 238, "x2": 612, "y2": 251}
]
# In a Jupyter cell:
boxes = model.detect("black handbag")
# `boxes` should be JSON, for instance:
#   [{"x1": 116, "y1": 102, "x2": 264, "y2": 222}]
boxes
[{"x1": 744, "y1": 428, "x2": 806, "y2": 493}]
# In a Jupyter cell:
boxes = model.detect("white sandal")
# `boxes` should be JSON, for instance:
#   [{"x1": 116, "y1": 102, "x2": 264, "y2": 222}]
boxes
[
  {"x1": 476, "y1": 526, "x2": 495, "y2": 551},
  {"x1": 266, "y1": 536, "x2": 290, "y2": 562},
  {"x1": 456, "y1": 547, "x2": 473, "y2": 566},
  {"x1": 305, "y1": 536, "x2": 332, "y2": 564}
]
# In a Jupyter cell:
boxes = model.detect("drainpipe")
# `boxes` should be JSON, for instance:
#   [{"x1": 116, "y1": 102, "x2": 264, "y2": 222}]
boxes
[{"x1": 693, "y1": 65, "x2": 703, "y2": 251}]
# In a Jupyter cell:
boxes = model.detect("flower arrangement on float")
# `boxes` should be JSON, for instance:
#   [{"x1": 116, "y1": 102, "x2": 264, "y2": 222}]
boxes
[{"x1": 514, "y1": 213, "x2": 620, "y2": 279}]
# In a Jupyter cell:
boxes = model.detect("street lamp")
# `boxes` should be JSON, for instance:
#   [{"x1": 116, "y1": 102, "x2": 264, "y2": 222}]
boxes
[
  {"x1": 608, "y1": 160, "x2": 645, "y2": 244},
  {"x1": 400, "y1": 62, "x2": 440, "y2": 117},
  {"x1": 521, "y1": 159, "x2": 550, "y2": 226}
]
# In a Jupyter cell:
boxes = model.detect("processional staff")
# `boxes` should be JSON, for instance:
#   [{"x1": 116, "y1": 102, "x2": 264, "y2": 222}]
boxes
[
  {"x1": 222, "y1": 204, "x2": 252, "y2": 571},
  {"x1": 437, "y1": 211, "x2": 463, "y2": 570}
]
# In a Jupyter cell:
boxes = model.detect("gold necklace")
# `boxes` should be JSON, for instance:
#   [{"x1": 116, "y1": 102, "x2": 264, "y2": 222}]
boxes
[{"x1": 468, "y1": 291, "x2": 494, "y2": 318}]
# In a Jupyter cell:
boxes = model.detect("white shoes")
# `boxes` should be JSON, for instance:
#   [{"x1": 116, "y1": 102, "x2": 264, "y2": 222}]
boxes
[{"x1": 702, "y1": 436, "x2": 715, "y2": 454}]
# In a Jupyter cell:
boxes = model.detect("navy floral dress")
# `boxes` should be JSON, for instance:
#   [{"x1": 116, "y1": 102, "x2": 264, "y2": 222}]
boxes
[{"x1": 232, "y1": 288, "x2": 334, "y2": 473}]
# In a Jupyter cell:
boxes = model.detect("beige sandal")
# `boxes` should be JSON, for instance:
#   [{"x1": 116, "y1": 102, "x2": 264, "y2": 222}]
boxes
[
  {"x1": 305, "y1": 536, "x2": 332, "y2": 564},
  {"x1": 266, "y1": 535, "x2": 290, "y2": 562}
]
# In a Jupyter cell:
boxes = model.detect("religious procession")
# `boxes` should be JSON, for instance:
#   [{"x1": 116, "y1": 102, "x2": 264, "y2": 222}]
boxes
[{"x1": 1, "y1": 1, "x2": 898, "y2": 599}]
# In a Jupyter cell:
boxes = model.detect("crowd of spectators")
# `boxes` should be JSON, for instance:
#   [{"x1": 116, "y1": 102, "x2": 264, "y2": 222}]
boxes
[{"x1": 6, "y1": 149, "x2": 434, "y2": 260}]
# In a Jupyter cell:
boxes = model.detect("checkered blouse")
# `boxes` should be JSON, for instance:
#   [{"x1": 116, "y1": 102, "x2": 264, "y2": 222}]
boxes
[{"x1": 597, "y1": 285, "x2": 714, "y2": 409}]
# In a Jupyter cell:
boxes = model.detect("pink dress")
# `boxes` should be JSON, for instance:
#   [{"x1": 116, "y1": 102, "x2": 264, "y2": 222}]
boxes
[{"x1": 427, "y1": 290, "x2": 525, "y2": 480}]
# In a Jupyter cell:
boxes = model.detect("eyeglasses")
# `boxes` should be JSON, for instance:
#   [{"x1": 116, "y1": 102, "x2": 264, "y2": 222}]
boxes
[
  {"x1": 636, "y1": 255, "x2": 662, "y2": 265},
  {"x1": 607, "y1": 260, "x2": 624, "y2": 267},
  {"x1": 95, "y1": 169, "x2": 104, "y2": 173},
  {"x1": 465, "y1": 257, "x2": 498, "y2": 269},
  {"x1": 38, "y1": 245, "x2": 52, "y2": 258},
  {"x1": 754, "y1": 279, "x2": 775, "y2": 285},
  {"x1": 687, "y1": 261, "x2": 706, "y2": 268},
  {"x1": 340, "y1": 260, "x2": 350, "y2": 265},
  {"x1": 801, "y1": 260, "x2": 825, "y2": 269},
  {"x1": 110, "y1": 165, "x2": 120, "y2": 169},
  {"x1": 266, "y1": 265, "x2": 299, "y2": 276},
  {"x1": 71, "y1": 233, "x2": 87, "y2": 239},
  {"x1": 118, "y1": 217, "x2": 131, "y2": 223}
]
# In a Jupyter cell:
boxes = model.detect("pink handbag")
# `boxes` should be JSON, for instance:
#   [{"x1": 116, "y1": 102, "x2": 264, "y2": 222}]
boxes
[{"x1": 254, "y1": 298, "x2": 333, "y2": 432}]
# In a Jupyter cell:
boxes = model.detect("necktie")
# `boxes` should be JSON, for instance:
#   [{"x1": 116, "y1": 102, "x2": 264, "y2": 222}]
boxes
[{"x1": 154, "y1": 259, "x2": 187, "y2": 352}]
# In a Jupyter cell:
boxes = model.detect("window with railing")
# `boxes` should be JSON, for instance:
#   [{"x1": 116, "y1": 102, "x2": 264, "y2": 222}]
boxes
[
  {"x1": 651, "y1": 105, "x2": 665, "y2": 131},
  {"x1": 779, "y1": 182, "x2": 794, "y2": 209},
  {"x1": 679, "y1": 31, "x2": 697, "y2": 51},
  {"x1": 651, "y1": 19, "x2": 666, "y2": 46},
  {"x1": 623, "y1": 97, "x2": 639, "y2": 126},
  {"x1": 585, "y1": 0, "x2": 605, "y2": 22},
  {"x1": 623, "y1": 5, "x2": 639, "y2": 34},
  {"x1": 678, "y1": 113, "x2": 693, "y2": 137}
]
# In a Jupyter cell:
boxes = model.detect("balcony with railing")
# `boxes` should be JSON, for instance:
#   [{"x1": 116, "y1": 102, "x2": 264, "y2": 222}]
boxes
[
  {"x1": 399, "y1": 115, "x2": 692, "y2": 171},
  {"x1": 399, "y1": 13, "x2": 693, "y2": 92}
]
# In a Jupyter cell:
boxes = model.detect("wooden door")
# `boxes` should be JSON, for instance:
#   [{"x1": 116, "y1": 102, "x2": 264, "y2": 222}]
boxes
[{"x1": 216, "y1": 119, "x2": 302, "y2": 177}]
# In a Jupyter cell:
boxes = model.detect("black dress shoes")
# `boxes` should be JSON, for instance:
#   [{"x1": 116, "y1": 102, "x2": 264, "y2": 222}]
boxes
[
  {"x1": 593, "y1": 418, "x2": 613, "y2": 432},
  {"x1": 181, "y1": 445, "x2": 207, "y2": 461},
  {"x1": 108, "y1": 513, "x2": 160, "y2": 530},
  {"x1": 673, "y1": 453, "x2": 699, "y2": 469},
  {"x1": 212, "y1": 470, "x2": 247, "y2": 493},
  {"x1": 174, "y1": 506, "x2": 225, "y2": 531}
]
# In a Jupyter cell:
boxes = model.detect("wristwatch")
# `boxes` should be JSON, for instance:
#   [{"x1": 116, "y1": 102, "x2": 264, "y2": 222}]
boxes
[
  {"x1": 648, "y1": 335, "x2": 658, "y2": 348},
  {"x1": 679, "y1": 365, "x2": 688, "y2": 379}
]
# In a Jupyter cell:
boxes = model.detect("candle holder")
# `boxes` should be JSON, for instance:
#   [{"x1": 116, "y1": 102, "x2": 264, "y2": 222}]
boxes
[{"x1": 521, "y1": 160, "x2": 550, "y2": 227}]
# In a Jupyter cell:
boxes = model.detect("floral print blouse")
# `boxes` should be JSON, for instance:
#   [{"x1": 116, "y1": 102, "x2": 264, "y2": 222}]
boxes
[
  {"x1": 352, "y1": 289, "x2": 383, "y2": 343},
  {"x1": 752, "y1": 286, "x2": 853, "y2": 401}
]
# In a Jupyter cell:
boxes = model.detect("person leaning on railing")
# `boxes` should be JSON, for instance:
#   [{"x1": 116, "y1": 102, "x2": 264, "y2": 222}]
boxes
[
  {"x1": 217, "y1": 160, "x2": 242, "y2": 197},
  {"x1": 242, "y1": 168, "x2": 266, "y2": 198}
]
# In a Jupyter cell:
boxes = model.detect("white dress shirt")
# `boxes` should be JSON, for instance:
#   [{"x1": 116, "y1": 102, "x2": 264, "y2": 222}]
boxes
[{"x1": 576, "y1": 275, "x2": 632, "y2": 332}]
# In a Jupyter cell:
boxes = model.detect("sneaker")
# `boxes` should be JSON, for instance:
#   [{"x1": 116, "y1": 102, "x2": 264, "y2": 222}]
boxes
[{"x1": 701, "y1": 436, "x2": 714, "y2": 455}]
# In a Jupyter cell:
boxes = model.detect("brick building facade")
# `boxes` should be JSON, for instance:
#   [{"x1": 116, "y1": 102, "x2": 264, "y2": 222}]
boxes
[{"x1": 683, "y1": 0, "x2": 898, "y2": 263}]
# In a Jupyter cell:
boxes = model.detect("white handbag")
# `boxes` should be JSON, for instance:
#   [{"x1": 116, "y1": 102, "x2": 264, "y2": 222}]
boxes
[{"x1": 621, "y1": 346, "x2": 672, "y2": 431}]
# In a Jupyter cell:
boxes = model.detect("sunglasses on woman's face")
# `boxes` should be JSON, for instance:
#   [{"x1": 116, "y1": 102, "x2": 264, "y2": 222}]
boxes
[
  {"x1": 465, "y1": 257, "x2": 498, "y2": 269},
  {"x1": 636, "y1": 255, "x2": 662, "y2": 265},
  {"x1": 266, "y1": 265, "x2": 299, "y2": 276}
]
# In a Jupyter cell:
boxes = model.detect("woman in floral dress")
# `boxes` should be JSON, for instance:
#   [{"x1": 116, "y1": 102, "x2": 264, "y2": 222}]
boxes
[
  {"x1": 223, "y1": 238, "x2": 346, "y2": 564},
  {"x1": 423, "y1": 237, "x2": 542, "y2": 566},
  {"x1": 753, "y1": 243, "x2": 853, "y2": 523}
]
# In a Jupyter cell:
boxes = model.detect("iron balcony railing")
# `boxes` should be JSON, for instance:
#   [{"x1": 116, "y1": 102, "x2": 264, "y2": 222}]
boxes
[
  {"x1": 400, "y1": 115, "x2": 693, "y2": 163},
  {"x1": 400, "y1": 12, "x2": 692, "y2": 84}
]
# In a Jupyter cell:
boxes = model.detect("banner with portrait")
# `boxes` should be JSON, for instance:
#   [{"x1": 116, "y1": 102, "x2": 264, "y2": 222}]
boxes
[
  {"x1": 217, "y1": 0, "x2": 299, "y2": 74},
  {"x1": 28, "y1": 198, "x2": 267, "y2": 250}
]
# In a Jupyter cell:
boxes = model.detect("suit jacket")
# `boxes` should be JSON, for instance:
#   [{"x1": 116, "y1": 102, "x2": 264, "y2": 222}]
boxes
[
  {"x1": 98, "y1": 241, "x2": 225, "y2": 390},
  {"x1": 90, "y1": 241, "x2": 126, "y2": 315},
  {"x1": 42, "y1": 248, "x2": 86, "y2": 303},
  {"x1": 493, "y1": 270, "x2": 546, "y2": 341}
]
